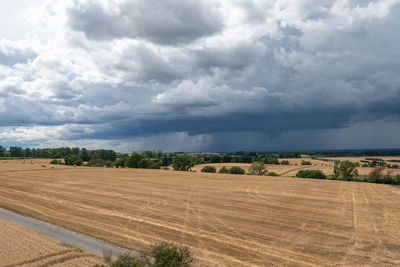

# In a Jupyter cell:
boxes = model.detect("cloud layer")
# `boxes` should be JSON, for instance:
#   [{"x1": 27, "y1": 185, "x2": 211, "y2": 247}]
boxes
[{"x1": 0, "y1": 0, "x2": 399, "y2": 151}]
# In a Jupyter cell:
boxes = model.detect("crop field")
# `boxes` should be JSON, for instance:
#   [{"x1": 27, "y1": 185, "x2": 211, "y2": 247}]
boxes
[
  {"x1": 1, "y1": 160, "x2": 400, "y2": 266},
  {"x1": 0, "y1": 218, "x2": 102, "y2": 266}
]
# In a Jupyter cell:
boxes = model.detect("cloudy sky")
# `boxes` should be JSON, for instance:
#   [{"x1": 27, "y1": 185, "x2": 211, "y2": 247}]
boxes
[{"x1": 0, "y1": 0, "x2": 399, "y2": 152}]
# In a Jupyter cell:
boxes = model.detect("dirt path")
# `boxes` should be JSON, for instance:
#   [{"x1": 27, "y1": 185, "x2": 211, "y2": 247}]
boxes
[{"x1": 0, "y1": 207, "x2": 132, "y2": 260}]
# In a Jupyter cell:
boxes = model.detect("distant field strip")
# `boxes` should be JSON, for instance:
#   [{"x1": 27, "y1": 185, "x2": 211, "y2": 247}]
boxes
[{"x1": 0, "y1": 167, "x2": 400, "y2": 266}]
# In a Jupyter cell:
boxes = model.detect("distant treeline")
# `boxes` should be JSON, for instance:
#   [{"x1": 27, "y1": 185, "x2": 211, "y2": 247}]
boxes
[
  {"x1": 0, "y1": 146, "x2": 117, "y2": 162},
  {"x1": 303, "y1": 149, "x2": 400, "y2": 157}
]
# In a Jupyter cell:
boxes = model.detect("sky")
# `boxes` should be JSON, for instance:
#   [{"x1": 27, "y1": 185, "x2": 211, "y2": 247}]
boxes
[{"x1": 0, "y1": 0, "x2": 400, "y2": 152}]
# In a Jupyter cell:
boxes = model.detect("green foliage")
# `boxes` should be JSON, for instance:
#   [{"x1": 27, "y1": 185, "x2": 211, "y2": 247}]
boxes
[
  {"x1": 149, "y1": 161, "x2": 162, "y2": 169},
  {"x1": 125, "y1": 153, "x2": 146, "y2": 168},
  {"x1": 280, "y1": 160, "x2": 290, "y2": 165},
  {"x1": 368, "y1": 167, "x2": 385, "y2": 183},
  {"x1": 333, "y1": 160, "x2": 340, "y2": 179},
  {"x1": 339, "y1": 160, "x2": 359, "y2": 180},
  {"x1": 95, "y1": 242, "x2": 193, "y2": 267},
  {"x1": 87, "y1": 159, "x2": 113, "y2": 167},
  {"x1": 266, "y1": 172, "x2": 279, "y2": 176},
  {"x1": 218, "y1": 166, "x2": 229, "y2": 173},
  {"x1": 201, "y1": 166, "x2": 217, "y2": 173},
  {"x1": 229, "y1": 166, "x2": 245, "y2": 175},
  {"x1": 210, "y1": 155, "x2": 222, "y2": 163},
  {"x1": 114, "y1": 158, "x2": 126, "y2": 168},
  {"x1": 64, "y1": 154, "x2": 83, "y2": 166},
  {"x1": 296, "y1": 170, "x2": 326, "y2": 179},
  {"x1": 248, "y1": 161, "x2": 267, "y2": 175},
  {"x1": 172, "y1": 155, "x2": 194, "y2": 171},
  {"x1": 301, "y1": 160, "x2": 312, "y2": 165},
  {"x1": 147, "y1": 241, "x2": 193, "y2": 267},
  {"x1": 50, "y1": 159, "x2": 59, "y2": 164}
]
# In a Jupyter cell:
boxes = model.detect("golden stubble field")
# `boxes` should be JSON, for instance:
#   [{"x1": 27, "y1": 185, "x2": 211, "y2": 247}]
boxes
[
  {"x1": 1, "y1": 159, "x2": 400, "y2": 266},
  {"x1": 0, "y1": 218, "x2": 102, "y2": 266}
]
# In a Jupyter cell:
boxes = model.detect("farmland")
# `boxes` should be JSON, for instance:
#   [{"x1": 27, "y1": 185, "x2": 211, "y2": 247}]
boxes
[
  {"x1": 0, "y1": 217, "x2": 102, "y2": 266},
  {"x1": 1, "y1": 159, "x2": 400, "y2": 266}
]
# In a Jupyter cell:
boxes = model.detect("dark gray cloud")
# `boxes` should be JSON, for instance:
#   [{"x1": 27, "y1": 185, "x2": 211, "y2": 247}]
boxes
[
  {"x1": 67, "y1": 0, "x2": 223, "y2": 45},
  {"x1": 1, "y1": 0, "x2": 400, "y2": 151}
]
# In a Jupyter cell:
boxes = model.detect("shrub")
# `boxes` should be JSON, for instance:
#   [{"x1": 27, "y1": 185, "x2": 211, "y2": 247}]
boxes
[
  {"x1": 248, "y1": 161, "x2": 267, "y2": 175},
  {"x1": 301, "y1": 160, "x2": 312, "y2": 165},
  {"x1": 218, "y1": 166, "x2": 229, "y2": 173},
  {"x1": 296, "y1": 170, "x2": 326, "y2": 179},
  {"x1": 266, "y1": 172, "x2": 279, "y2": 176},
  {"x1": 96, "y1": 242, "x2": 193, "y2": 267},
  {"x1": 172, "y1": 155, "x2": 194, "y2": 171},
  {"x1": 229, "y1": 167, "x2": 245, "y2": 175},
  {"x1": 145, "y1": 241, "x2": 193, "y2": 267},
  {"x1": 50, "y1": 159, "x2": 58, "y2": 164},
  {"x1": 201, "y1": 166, "x2": 217, "y2": 173},
  {"x1": 280, "y1": 160, "x2": 290, "y2": 165}
]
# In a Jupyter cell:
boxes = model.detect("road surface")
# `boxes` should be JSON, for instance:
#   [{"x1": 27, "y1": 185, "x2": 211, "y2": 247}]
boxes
[{"x1": 0, "y1": 207, "x2": 135, "y2": 260}]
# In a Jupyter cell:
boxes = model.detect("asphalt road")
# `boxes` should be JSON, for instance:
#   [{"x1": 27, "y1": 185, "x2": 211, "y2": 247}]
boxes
[{"x1": 0, "y1": 207, "x2": 136, "y2": 260}]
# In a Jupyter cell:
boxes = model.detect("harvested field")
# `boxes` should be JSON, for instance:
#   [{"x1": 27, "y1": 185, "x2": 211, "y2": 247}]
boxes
[
  {"x1": 1, "y1": 162, "x2": 400, "y2": 266},
  {"x1": 0, "y1": 218, "x2": 103, "y2": 266}
]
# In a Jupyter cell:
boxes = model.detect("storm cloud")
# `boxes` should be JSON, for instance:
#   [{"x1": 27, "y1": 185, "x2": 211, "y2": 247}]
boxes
[{"x1": 0, "y1": 0, "x2": 399, "y2": 151}]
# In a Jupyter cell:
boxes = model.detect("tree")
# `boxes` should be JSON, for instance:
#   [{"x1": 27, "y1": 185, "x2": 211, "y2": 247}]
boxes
[
  {"x1": 248, "y1": 161, "x2": 267, "y2": 175},
  {"x1": 125, "y1": 153, "x2": 146, "y2": 168},
  {"x1": 172, "y1": 155, "x2": 194, "y2": 171},
  {"x1": 79, "y1": 148, "x2": 90, "y2": 161},
  {"x1": 64, "y1": 154, "x2": 83, "y2": 166},
  {"x1": 9, "y1": 146, "x2": 23, "y2": 157},
  {"x1": 333, "y1": 160, "x2": 341, "y2": 179},
  {"x1": 368, "y1": 166, "x2": 385, "y2": 183},
  {"x1": 339, "y1": 160, "x2": 359, "y2": 180},
  {"x1": 0, "y1": 145, "x2": 6, "y2": 157}
]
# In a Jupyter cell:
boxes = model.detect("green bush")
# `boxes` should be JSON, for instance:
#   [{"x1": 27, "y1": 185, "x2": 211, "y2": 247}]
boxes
[
  {"x1": 296, "y1": 170, "x2": 326, "y2": 179},
  {"x1": 280, "y1": 160, "x2": 290, "y2": 165},
  {"x1": 301, "y1": 160, "x2": 312, "y2": 165},
  {"x1": 50, "y1": 159, "x2": 59, "y2": 164},
  {"x1": 147, "y1": 241, "x2": 193, "y2": 267},
  {"x1": 266, "y1": 172, "x2": 279, "y2": 176},
  {"x1": 218, "y1": 166, "x2": 229, "y2": 173},
  {"x1": 201, "y1": 166, "x2": 217, "y2": 173},
  {"x1": 229, "y1": 167, "x2": 245, "y2": 175},
  {"x1": 95, "y1": 242, "x2": 193, "y2": 267}
]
